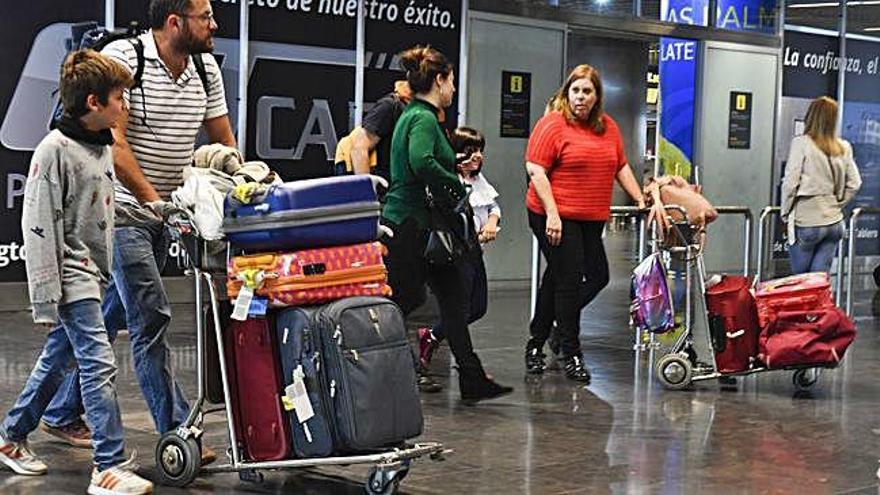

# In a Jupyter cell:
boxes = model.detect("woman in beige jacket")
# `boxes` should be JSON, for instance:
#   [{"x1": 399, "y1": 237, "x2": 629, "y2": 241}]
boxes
[{"x1": 781, "y1": 96, "x2": 862, "y2": 274}]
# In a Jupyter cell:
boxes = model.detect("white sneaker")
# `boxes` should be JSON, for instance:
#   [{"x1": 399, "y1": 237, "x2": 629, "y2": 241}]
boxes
[
  {"x1": 87, "y1": 453, "x2": 153, "y2": 495},
  {"x1": 0, "y1": 431, "x2": 47, "y2": 476}
]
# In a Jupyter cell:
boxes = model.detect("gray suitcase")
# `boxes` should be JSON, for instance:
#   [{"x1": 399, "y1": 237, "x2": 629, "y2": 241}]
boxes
[{"x1": 313, "y1": 297, "x2": 423, "y2": 451}]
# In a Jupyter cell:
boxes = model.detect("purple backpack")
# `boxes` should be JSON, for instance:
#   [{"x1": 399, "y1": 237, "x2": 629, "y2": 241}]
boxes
[{"x1": 630, "y1": 253, "x2": 675, "y2": 334}]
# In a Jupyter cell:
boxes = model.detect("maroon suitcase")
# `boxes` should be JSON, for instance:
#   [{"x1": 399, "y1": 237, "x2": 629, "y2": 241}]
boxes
[
  {"x1": 759, "y1": 307, "x2": 856, "y2": 369},
  {"x1": 228, "y1": 316, "x2": 291, "y2": 461},
  {"x1": 705, "y1": 275, "x2": 760, "y2": 373}
]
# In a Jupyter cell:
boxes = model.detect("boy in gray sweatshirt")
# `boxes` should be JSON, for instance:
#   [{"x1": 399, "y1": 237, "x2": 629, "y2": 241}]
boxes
[{"x1": 0, "y1": 50, "x2": 153, "y2": 495}]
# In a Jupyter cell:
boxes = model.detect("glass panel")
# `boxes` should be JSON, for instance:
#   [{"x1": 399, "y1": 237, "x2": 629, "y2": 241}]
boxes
[
  {"x1": 841, "y1": 8, "x2": 880, "y2": 258},
  {"x1": 509, "y1": 0, "x2": 638, "y2": 18},
  {"x1": 785, "y1": 0, "x2": 840, "y2": 32}
]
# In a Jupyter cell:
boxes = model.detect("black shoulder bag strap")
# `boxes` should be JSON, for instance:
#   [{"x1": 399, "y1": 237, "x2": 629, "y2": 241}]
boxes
[
  {"x1": 130, "y1": 37, "x2": 145, "y2": 89},
  {"x1": 192, "y1": 54, "x2": 210, "y2": 96}
]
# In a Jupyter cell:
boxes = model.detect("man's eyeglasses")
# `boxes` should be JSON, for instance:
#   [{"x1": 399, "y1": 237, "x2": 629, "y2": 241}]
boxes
[{"x1": 178, "y1": 11, "x2": 215, "y2": 24}]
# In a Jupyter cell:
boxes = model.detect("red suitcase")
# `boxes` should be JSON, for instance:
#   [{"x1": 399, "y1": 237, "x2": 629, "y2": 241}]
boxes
[
  {"x1": 228, "y1": 316, "x2": 291, "y2": 461},
  {"x1": 705, "y1": 275, "x2": 760, "y2": 373},
  {"x1": 227, "y1": 242, "x2": 392, "y2": 307},
  {"x1": 759, "y1": 307, "x2": 856, "y2": 369},
  {"x1": 753, "y1": 272, "x2": 834, "y2": 328}
]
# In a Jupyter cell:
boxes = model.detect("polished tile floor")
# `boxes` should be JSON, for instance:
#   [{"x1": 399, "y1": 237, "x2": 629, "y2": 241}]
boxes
[{"x1": 0, "y1": 232, "x2": 878, "y2": 494}]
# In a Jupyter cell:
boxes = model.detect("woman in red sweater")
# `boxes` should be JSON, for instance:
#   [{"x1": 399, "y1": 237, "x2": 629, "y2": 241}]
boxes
[{"x1": 524, "y1": 64, "x2": 645, "y2": 382}]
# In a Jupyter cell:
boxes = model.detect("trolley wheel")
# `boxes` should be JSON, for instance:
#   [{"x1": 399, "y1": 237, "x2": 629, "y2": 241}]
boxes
[
  {"x1": 155, "y1": 432, "x2": 201, "y2": 488},
  {"x1": 792, "y1": 368, "x2": 818, "y2": 391},
  {"x1": 239, "y1": 469, "x2": 264, "y2": 484},
  {"x1": 364, "y1": 465, "x2": 406, "y2": 495},
  {"x1": 656, "y1": 353, "x2": 693, "y2": 390}
]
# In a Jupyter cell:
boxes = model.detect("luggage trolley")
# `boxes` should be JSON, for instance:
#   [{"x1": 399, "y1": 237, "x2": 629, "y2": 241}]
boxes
[
  {"x1": 649, "y1": 209, "x2": 829, "y2": 392},
  {"x1": 155, "y1": 220, "x2": 447, "y2": 494}
]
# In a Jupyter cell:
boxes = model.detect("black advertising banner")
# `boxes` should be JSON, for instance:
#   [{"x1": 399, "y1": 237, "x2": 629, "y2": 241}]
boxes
[
  {"x1": 782, "y1": 30, "x2": 838, "y2": 100},
  {"x1": 783, "y1": 29, "x2": 880, "y2": 103},
  {"x1": 727, "y1": 91, "x2": 752, "y2": 149},
  {"x1": 0, "y1": 1, "x2": 461, "y2": 282},
  {"x1": 500, "y1": 71, "x2": 531, "y2": 138},
  {"x1": 0, "y1": 1, "x2": 104, "y2": 282}
]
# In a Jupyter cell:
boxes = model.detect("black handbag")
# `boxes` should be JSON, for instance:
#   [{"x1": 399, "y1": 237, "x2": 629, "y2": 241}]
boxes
[{"x1": 423, "y1": 188, "x2": 476, "y2": 266}]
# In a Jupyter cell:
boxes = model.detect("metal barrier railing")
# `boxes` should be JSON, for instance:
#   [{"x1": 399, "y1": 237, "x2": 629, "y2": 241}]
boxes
[
  {"x1": 609, "y1": 206, "x2": 649, "y2": 261},
  {"x1": 529, "y1": 206, "x2": 646, "y2": 319},
  {"x1": 529, "y1": 205, "x2": 751, "y2": 314},
  {"x1": 845, "y1": 206, "x2": 880, "y2": 315},
  {"x1": 755, "y1": 206, "x2": 780, "y2": 283},
  {"x1": 756, "y1": 206, "x2": 848, "y2": 306}
]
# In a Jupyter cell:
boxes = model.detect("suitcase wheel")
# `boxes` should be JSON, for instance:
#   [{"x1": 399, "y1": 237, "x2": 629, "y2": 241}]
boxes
[
  {"x1": 365, "y1": 462, "x2": 410, "y2": 495},
  {"x1": 656, "y1": 353, "x2": 693, "y2": 391},
  {"x1": 155, "y1": 431, "x2": 201, "y2": 488},
  {"x1": 239, "y1": 469, "x2": 265, "y2": 484},
  {"x1": 792, "y1": 368, "x2": 819, "y2": 392}
]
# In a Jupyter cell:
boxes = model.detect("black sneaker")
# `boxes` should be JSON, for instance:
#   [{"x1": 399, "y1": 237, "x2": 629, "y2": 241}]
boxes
[
  {"x1": 562, "y1": 356, "x2": 591, "y2": 383},
  {"x1": 525, "y1": 346, "x2": 546, "y2": 374},
  {"x1": 417, "y1": 373, "x2": 443, "y2": 393}
]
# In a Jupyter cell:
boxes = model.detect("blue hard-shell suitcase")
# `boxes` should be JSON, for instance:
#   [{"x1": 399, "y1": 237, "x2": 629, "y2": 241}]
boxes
[
  {"x1": 223, "y1": 175, "x2": 382, "y2": 251},
  {"x1": 275, "y1": 307, "x2": 335, "y2": 458}
]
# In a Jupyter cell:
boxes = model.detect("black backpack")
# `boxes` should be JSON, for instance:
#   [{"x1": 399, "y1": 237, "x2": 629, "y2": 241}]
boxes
[{"x1": 51, "y1": 21, "x2": 210, "y2": 125}]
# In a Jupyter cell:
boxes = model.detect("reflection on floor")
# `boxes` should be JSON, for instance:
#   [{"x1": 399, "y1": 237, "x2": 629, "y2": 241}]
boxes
[{"x1": 0, "y1": 231, "x2": 878, "y2": 494}]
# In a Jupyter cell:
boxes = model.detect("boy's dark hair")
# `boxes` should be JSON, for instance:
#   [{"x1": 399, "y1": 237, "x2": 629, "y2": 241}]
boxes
[
  {"x1": 450, "y1": 126, "x2": 485, "y2": 156},
  {"x1": 149, "y1": 0, "x2": 193, "y2": 29},
  {"x1": 60, "y1": 50, "x2": 133, "y2": 118},
  {"x1": 397, "y1": 45, "x2": 453, "y2": 94},
  {"x1": 451, "y1": 127, "x2": 485, "y2": 177}
]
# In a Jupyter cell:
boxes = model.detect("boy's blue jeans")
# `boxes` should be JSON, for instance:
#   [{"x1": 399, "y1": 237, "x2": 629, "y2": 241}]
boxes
[
  {"x1": 42, "y1": 224, "x2": 189, "y2": 434},
  {"x1": 1, "y1": 299, "x2": 125, "y2": 470}
]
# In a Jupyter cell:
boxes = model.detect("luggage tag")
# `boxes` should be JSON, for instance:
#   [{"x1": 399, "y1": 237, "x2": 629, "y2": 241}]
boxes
[
  {"x1": 248, "y1": 297, "x2": 268, "y2": 317},
  {"x1": 285, "y1": 366, "x2": 315, "y2": 422},
  {"x1": 231, "y1": 269, "x2": 266, "y2": 321},
  {"x1": 231, "y1": 286, "x2": 253, "y2": 321}
]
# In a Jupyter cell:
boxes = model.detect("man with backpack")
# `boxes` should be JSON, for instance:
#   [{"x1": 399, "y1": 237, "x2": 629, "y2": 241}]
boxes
[
  {"x1": 38, "y1": 0, "x2": 234, "y2": 462},
  {"x1": 347, "y1": 81, "x2": 414, "y2": 180}
]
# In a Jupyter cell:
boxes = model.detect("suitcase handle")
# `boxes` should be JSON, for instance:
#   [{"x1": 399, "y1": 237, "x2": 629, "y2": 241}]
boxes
[
  {"x1": 708, "y1": 315, "x2": 727, "y2": 353},
  {"x1": 303, "y1": 263, "x2": 327, "y2": 276},
  {"x1": 765, "y1": 293, "x2": 819, "y2": 308}
]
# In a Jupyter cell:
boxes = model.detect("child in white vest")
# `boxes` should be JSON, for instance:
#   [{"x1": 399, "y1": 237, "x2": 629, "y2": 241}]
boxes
[{"x1": 417, "y1": 127, "x2": 501, "y2": 377}]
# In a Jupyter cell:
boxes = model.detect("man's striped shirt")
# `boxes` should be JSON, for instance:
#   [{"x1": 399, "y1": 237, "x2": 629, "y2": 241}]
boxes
[{"x1": 102, "y1": 30, "x2": 228, "y2": 206}]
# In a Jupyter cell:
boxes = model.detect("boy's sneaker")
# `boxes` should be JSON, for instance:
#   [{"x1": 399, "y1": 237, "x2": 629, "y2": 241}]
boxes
[
  {"x1": 88, "y1": 454, "x2": 153, "y2": 495},
  {"x1": 562, "y1": 356, "x2": 591, "y2": 383},
  {"x1": 39, "y1": 419, "x2": 92, "y2": 449},
  {"x1": 417, "y1": 327, "x2": 440, "y2": 371},
  {"x1": 200, "y1": 444, "x2": 217, "y2": 466},
  {"x1": 417, "y1": 373, "x2": 444, "y2": 393},
  {"x1": 524, "y1": 345, "x2": 547, "y2": 374},
  {"x1": 0, "y1": 432, "x2": 48, "y2": 476}
]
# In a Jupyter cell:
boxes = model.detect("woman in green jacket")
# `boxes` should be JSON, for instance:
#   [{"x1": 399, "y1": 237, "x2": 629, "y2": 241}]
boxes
[{"x1": 382, "y1": 46, "x2": 513, "y2": 405}]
